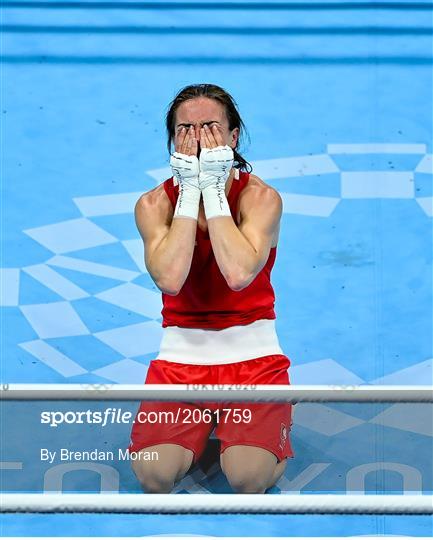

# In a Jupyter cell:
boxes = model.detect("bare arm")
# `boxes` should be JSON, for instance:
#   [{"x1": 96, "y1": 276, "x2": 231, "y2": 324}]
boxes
[
  {"x1": 135, "y1": 126, "x2": 200, "y2": 295},
  {"x1": 134, "y1": 188, "x2": 197, "y2": 295},
  {"x1": 207, "y1": 181, "x2": 282, "y2": 291}
]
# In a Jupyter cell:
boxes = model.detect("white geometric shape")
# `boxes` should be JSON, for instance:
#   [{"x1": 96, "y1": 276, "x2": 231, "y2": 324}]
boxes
[
  {"x1": 23, "y1": 264, "x2": 89, "y2": 301},
  {"x1": 47, "y1": 255, "x2": 139, "y2": 282},
  {"x1": 415, "y1": 153, "x2": 433, "y2": 173},
  {"x1": 19, "y1": 339, "x2": 87, "y2": 377},
  {"x1": 92, "y1": 358, "x2": 147, "y2": 383},
  {"x1": 95, "y1": 283, "x2": 162, "y2": 319},
  {"x1": 0, "y1": 268, "x2": 20, "y2": 306},
  {"x1": 276, "y1": 463, "x2": 331, "y2": 493},
  {"x1": 416, "y1": 197, "x2": 433, "y2": 217},
  {"x1": 370, "y1": 359, "x2": 433, "y2": 385},
  {"x1": 328, "y1": 143, "x2": 426, "y2": 154},
  {"x1": 146, "y1": 166, "x2": 171, "y2": 183},
  {"x1": 94, "y1": 321, "x2": 162, "y2": 357},
  {"x1": 293, "y1": 403, "x2": 365, "y2": 436},
  {"x1": 23, "y1": 218, "x2": 117, "y2": 254},
  {"x1": 369, "y1": 404, "x2": 433, "y2": 437},
  {"x1": 122, "y1": 239, "x2": 148, "y2": 273},
  {"x1": 251, "y1": 154, "x2": 340, "y2": 180},
  {"x1": 280, "y1": 193, "x2": 340, "y2": 217},
  {"x1": 341, "y1": 172, "x2": 414, "y2": 199},
  {"x1": 73, "y1": 192, "x2": 142, "y2": 217},
  {"x1": 174, "y1": 464, "x2": 215, "y2": 494},
  {"x1": 290, "y1": 358, "x2": 365, "y2": 385},
  {"x1": 19, "y1": 302, "x2": 90, "y2": 339}
]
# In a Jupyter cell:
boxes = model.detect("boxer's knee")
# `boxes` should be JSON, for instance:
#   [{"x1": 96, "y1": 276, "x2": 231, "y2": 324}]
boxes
[
  {"x1": 131, "y1": 444, "x2": 193, "y2": 493},
  {"x1": 221, "y1": 445, "x2": 279, "y2": 494},
  {"x1": 226, "y1": 469, "x2": 269, "y2": 494}
]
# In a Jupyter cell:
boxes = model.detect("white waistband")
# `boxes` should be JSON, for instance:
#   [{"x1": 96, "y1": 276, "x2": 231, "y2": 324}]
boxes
[{"x1": 156, "y1": 319, "x2": 284, "y2": 365}]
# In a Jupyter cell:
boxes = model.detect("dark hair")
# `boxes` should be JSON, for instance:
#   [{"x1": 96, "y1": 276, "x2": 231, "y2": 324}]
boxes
[{"x1": 165, "y1": 83, "x2": 252, "y2": 172}]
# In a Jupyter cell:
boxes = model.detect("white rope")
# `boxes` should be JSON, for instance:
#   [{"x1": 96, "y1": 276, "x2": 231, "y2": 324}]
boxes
[
  {"x1": 0, "y1": 384, "x2": 432, "y2": 402},
  {"x1": 1, "y1": 493, "x2": 432, "y2": 514}
]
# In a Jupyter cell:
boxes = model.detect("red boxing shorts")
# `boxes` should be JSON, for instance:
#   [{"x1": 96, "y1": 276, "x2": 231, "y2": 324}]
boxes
[{"x1": 128, "y1": 354, "x2": 294, "y2": 463}]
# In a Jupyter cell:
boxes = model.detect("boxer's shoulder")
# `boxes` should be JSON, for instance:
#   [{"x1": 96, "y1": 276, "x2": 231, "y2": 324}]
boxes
[
  {"x1": 136, "y1": 183, "x2": 171, "y2": 206},
  {"x1": 135, "y1": 183, "x2": 173, "y2": 220},
  {"x1": 240, "y1": 173, "x2": 282, "y2": 208}
]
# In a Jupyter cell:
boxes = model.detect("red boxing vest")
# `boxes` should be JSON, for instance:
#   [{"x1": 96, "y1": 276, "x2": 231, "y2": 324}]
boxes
[{"x1": 161, "y1": 170, "x2": 277, "y2": 329}]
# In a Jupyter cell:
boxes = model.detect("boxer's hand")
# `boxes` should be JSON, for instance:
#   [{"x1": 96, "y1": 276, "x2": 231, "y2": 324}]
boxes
[
  {"x1": 198, "y1": 125, "x2": 233, "y2": 219},
  {"x1": 170, "y1": 126, "x2": 200, "y2": 184},
  {"x1": 200, "y1": 123, "x2": 225, "y2": 151},
  {"x1": 170, "y1": 127, "x2": 200, "y2": 220},
  {"x1": 198, "y1": 125, "x2": 234, "y2": 190},
  {"x1": 175, "y1": 125, "x2": 199, "y2": 157},
  {"x1": 199, "y1": 145, "x2": 234, "y2": 190}
]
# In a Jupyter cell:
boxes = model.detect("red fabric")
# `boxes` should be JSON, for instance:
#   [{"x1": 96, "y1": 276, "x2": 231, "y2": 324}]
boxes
[
  {"x1": 129, "y1": 354, "x2": 294, "y2": 463},
  {"x1": 161, "y1": 171, "x2": 277, "y2": 329}
]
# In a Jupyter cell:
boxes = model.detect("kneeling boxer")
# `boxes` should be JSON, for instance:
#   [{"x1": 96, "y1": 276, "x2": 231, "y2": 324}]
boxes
[{"x1": 128, "y1": 83, "x2": 294, "y2": 494}]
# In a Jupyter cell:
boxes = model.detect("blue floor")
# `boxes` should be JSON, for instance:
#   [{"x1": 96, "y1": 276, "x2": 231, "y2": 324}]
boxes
[
  {"x1": 1, "y1": 513, "x2": 433, "y2": 537},
  {"x1": 1, "y1": 0, "x2": 432, "y2": 536}
]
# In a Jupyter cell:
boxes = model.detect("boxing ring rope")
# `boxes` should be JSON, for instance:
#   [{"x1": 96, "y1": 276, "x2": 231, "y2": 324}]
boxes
[
  {"x1": 1, "y1": 384, "x2": 432, "y2": 402},
  {"x1": 1, "y1": 493, "x2": 432, "y2": 515},
  {"x1": 1, "y1": 384, "x2": 432, "y2": 515}
]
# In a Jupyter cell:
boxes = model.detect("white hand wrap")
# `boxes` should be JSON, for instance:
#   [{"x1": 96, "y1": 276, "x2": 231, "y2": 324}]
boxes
[
  {"x1": 199, "y1": 145, "x2": 234, "y2": 219},
  {"x1": 170, "y1": 152, "x2": 200, "y2": 220}
]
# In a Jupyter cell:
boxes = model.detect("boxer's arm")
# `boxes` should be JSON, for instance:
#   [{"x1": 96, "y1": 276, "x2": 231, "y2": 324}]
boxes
[
  {"x1": 134, "y1": 188, "x2": 196, "y2": 295},
  {"x1": 207, "y1": 182, "x2": 282, "y2": 291}
]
